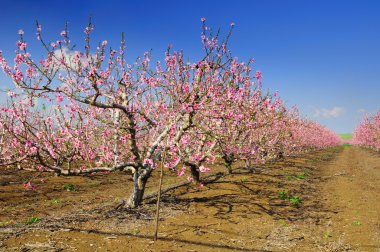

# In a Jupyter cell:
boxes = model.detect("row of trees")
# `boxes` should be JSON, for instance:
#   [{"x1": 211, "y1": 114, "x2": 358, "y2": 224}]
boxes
[
  {"x1": 352, "y1": 111, "x2": 380, "y2": 150},
  {"x1": 0, "y1": 20, "x2": 341, "y2": 208}
]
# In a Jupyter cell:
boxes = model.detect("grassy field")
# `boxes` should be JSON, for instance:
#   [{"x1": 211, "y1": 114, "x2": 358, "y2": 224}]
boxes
[{"x1": 339, "y1": 133, "x2": 352, "y2": 140}]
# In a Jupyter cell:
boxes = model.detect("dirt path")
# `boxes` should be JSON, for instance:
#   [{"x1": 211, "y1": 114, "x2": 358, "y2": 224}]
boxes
[
  {"x1": 1, "y1": 146, "x2": 380, "y2": 251},
  {"x1": 320, "y1": 146, "x2": 380, "y2": 251}
]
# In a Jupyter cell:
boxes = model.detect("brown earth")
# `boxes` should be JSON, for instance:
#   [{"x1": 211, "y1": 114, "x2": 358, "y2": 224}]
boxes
[{"x1": 0, "y1": 146, "x2": 379, "y2": 251}]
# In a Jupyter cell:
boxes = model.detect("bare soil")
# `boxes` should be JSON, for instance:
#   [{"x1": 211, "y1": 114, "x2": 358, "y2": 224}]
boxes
[{"x1": 0, "y1": 146, "x2": 379, "y2": 251}]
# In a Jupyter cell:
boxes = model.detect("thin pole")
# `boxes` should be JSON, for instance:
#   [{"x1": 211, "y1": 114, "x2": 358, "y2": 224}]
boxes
[{"x1": 153, "y1": 151, "x2": 166, "y2": 241}]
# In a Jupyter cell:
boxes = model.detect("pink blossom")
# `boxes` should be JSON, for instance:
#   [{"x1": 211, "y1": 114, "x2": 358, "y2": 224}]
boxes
[
  {"x1": 23, "y1": 182, "x2": 37, "y2": 190},
  {"x1": 255, "y1": 70, "x2": 262, "y2": 79},
  {"x1": 25, "y1": 140, "x2": 32, "y2": 148},
  {"x1": 12, "y1": 138, "x2": 18, "y2": 147},
  {"x1": 12, "y1": 69, "x2": 23, "y2": 82},
  {"x1": 143, "y1": 158, "x2": 154, "y2": 167},
  {"x1": 225, "y1": 111, "x2": 233, "y2": 119},
  {"x1": 36, "y1": 132, "x2": 42, "y2": 139},
  {"x1": 120, "y1": 134, "x2": 131, "y2": 144},
  {"x1": 177, "y1": 170, "x2": 185, "y2": 177},
  {"x1": 199, "y1": 166, "x2": 210, "y2": 172},
  {"x1": 56, "y1": 94, "x2": 64, "y2": 103},
  {"x1": 18, "y1": 42, "x2": 27, "y2": 51},
  {"x1": 18, "y1": 29, "x2": 24, "y2": 35}
]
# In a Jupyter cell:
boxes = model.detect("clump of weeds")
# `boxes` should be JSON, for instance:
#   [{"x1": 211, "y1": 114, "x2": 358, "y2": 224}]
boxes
[
  {"x1": 289, "y1": 196, "x2": 303, "y2": 207},
  {"x1": 63, "y1": 183, "x2": 76, "y2": 191},
  {"x1": 278, "y1": 190, "x2": 288, "y2": 200},
  {"x1": 25, "y1": 217, "x2": 40, "y2": 225}
]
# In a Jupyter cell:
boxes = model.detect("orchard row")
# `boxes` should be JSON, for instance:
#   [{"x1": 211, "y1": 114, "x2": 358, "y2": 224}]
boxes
[
  {"x1": 352, "y1": 111, "x2": 380, "y2": 150},
  {"x1": 0, "y1": 20, "x2": 341, "y2": 208}
]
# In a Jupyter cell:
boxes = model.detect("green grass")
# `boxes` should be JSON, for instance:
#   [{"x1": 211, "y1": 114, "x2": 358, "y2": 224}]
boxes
[
  {"x1": 25, "y1": 217, "x2": 40, "y2": 225},
  {"x1": 278, "y1": 190, "x2": 288, "y2": 200},
  {"x1": 339, "y1": 133, "x2": 352, "y2": 140},
  {"x1": 352, "y1": 220, "x2": 362, "y2": 226},
  {"x1": 63, "y1": 183, "x2": 76, "y2": 191},
  {"x1": 289, "y1": 196, "x2": 303, "y2": 207}
]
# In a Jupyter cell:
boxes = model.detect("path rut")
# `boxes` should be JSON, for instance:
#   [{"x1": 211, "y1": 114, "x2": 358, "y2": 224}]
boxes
[{"x1": 321, "y1": 146, "x2": 380, "y2": 251}]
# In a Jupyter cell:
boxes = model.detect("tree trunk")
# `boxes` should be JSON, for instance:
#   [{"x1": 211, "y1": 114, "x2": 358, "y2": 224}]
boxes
[
  {"x1": 277, "y1": 151, "x2": 284, "y2": 160},
  {"x1": 226, "y1": 162, "x2": 233, "y2": 174},
  {"x1": 127, "y1": 170, "x2": 149, "y2": 208},
  {"x1": 245, "y1": 159, "x2": 251, "y2": 169},
  {"x1": 189, "y1": 164, "x2": 200, "y2": 183},
  {"x1": 223, "y1": 155, "x2": 234, "y2": 174}
]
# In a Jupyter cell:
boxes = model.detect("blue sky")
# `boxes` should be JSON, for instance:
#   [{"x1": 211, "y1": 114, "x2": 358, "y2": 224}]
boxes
[{"x1": 0, "y1": 0, "x2": 379, "y2": 133}]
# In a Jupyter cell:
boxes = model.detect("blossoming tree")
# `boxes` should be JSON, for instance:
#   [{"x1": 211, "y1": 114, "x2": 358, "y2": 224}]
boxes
[
  {"x1": 0, "y1": 20, "x2": 262, "y2": 207},
  {"x1": 352, "y1": 111, "x2": 380, "y2": 150}
]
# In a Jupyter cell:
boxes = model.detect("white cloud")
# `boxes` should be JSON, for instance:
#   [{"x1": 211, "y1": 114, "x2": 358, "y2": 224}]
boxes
[
  {"x1": 357, "y1": 108, "x2": 367, "y2": 114},
  {"x1": 53, "y1": 47, "x2": 80, "y2": 69},
  {"x1": 53, "y1": 47, "x2": 96, "y2": 70},
  {"x1": 313, "y1": 107, "x2": 345, "y2": 118}
]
